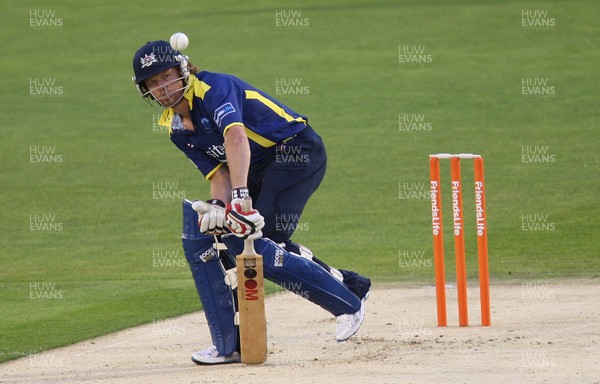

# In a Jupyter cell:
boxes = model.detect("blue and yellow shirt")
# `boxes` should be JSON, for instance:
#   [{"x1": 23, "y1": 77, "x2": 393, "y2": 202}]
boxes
[{"x1": 159, "y1": 71, "x2": 308, "y2": 179}]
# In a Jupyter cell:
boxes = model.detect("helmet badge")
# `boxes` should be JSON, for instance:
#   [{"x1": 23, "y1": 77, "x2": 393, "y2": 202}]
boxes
[{"x1": 140, "y1": 53, "x2": 158, "y2": 68}]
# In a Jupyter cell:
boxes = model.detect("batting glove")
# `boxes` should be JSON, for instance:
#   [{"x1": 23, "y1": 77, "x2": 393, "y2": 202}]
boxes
[
  {"x1": 226, "y1": 191, "x2": 264, "y2": 240},
  {"x1": 192, "y1": 199, "x2": 228, "y2": 236}
]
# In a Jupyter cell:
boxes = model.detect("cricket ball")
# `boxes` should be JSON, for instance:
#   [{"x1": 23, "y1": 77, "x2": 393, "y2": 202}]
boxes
[{"x1": 170, "y1": 32, "x2": 189, "y2": 51}]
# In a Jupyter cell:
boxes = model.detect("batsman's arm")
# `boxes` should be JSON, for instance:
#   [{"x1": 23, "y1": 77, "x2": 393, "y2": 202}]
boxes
[
  {"x1": 223, "y1": 124, "x2": 251, "y2": 191},
  {"x1": 209, "y1": 165, "x2": 233, "y2": 204}
]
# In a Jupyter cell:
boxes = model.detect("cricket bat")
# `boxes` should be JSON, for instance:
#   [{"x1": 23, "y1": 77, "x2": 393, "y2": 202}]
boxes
[{"x1": 236, "y1": 198, "x2": 267, "y2": 364}]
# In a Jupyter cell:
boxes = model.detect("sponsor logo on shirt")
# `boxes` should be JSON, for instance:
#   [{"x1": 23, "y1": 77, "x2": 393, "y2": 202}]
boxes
[
  {"x1": 206, "y1": 144, "x2": 226, "y2": 162},
  {"x1": 214, "y1": 102, "x2": 235, "y2": 127}
]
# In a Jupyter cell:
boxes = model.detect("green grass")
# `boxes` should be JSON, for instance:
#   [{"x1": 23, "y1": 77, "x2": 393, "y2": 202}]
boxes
[{"x1": 1, "y1": 0, "x2": 598, "y2": 363}]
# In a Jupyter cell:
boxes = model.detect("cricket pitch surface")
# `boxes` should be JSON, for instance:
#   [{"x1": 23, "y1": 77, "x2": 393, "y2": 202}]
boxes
[{"x1": 2, "y1": 281, "x2": 599, "y2": 384}]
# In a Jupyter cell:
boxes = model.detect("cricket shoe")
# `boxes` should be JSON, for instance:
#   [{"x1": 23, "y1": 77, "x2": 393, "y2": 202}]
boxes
[
  {"x1": 191, "y1": 345, "x2": 240, "y2": 365},
  {"x1": 335, "y1": 292, "x2": 369, "y2": 342}
]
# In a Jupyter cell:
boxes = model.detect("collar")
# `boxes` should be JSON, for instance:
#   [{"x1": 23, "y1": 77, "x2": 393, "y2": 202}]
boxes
[{"x1": 183, "y1": 75, "x2": 196, "y2": 110}]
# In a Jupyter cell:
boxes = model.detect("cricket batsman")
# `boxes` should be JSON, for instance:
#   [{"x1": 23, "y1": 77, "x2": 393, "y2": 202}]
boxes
[{"x1": 132, "y1": 38, "x2": 371, "y2": 364}]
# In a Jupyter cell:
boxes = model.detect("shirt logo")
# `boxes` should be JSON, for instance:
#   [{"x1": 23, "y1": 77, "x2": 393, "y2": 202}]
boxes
[
  {"x1": 206, "y1": 144, "x2": 226, "y2": 162},
  {"x1": 140, "y1": 53, "x2": 158, "y2": 68},
  {"x1": 214, "y1": 102, "x2": 235, "y2": 127}
]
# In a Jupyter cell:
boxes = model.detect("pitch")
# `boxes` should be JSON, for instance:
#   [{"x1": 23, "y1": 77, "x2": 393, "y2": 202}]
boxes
[{"x1": 2, "y1": 283, "x2": 599, "y2": 383}]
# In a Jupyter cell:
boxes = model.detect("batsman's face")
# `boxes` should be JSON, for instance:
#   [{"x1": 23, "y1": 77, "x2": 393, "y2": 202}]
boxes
[{"x1": 145, "y1": 67, "x2": 185, "y2": 107}]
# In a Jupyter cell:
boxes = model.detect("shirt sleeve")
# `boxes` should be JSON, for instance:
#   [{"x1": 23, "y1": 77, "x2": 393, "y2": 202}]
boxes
[{"x1": 203, "y1": 75, "x2": 245, "y2": 135}]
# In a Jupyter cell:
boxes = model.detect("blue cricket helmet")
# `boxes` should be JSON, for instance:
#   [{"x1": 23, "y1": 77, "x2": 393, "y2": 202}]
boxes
[
  {"x1": 133, "y1": 41, "x2": 181, "y2": 84},
  {"x1": 132, "y1": 40, "x2": 191, "y2": 107}
]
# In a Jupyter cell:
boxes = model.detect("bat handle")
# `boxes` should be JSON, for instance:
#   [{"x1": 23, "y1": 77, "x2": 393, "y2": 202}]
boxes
[
  {"x1": 240, "y1": 197, "x2": 257, "y2": 255},
  {"x1": 240, "y1": 196, "x2": 253, "y2": 211},
  {"x1": 244, "y1": 237, "x2": 256, "y2": 255},
  {"x1": 191, "y1": 200, "x2": 209, "y2": 214}
]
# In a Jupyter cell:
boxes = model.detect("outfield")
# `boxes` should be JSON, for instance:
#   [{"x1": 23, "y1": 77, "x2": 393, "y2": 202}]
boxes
[{"x1": 1, "y1": 0, "x2": 598, "y2": 367}]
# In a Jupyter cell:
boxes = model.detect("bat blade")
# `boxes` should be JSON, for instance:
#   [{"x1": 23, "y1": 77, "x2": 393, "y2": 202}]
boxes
[
  {"x1": 236, "y1": 198, "x2": 267, "y2": 364},
  {"x1": 236, "y1": 250, "x2": 267, "y2": 364}
]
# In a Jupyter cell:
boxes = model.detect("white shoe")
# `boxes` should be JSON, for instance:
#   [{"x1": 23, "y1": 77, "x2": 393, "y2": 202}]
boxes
[
  {"x1": 191, "y1": 345, "x2": 240, "y2": 365},
  {"x1": 335, "y1": 293, "x2": 369, "y2": 341}
]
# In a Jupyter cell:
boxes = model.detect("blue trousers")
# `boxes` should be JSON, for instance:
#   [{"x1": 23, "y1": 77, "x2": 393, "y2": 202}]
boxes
[
  {"x1": 247, "y1": 126, "x2": 370, "y2": 300},
  {"x1": 248, "y1": 125, "x2": 326, "y2": 244}
]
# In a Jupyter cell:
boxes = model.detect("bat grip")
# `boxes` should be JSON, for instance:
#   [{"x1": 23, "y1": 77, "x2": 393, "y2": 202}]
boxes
[
  {"x1": 191, "y1": 200, "x2": 209, "y2": 214},
  {"x1": 241, "y1": 197, "x2": 256, "y2": 255},
  {"x1": 240, "y1": 196, "x2": 253, "y2": 211},
  {"x1": 244, "y1": 238, "x2": 256, "y2": 255}
]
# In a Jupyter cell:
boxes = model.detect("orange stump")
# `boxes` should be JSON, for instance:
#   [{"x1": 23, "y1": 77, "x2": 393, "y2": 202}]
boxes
[
  {"x1": 450, "y1": 157, "x2": 469, "y2": 326},
  {"x1": 474, "y1": 157, "x2": 491, "y2": 326},
  {"x1": 429, "y1": 153, "x2": 491, "y2": 327},
  {"x1": 429, "y1": 157, "x2": 447, "y2": 327}
]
